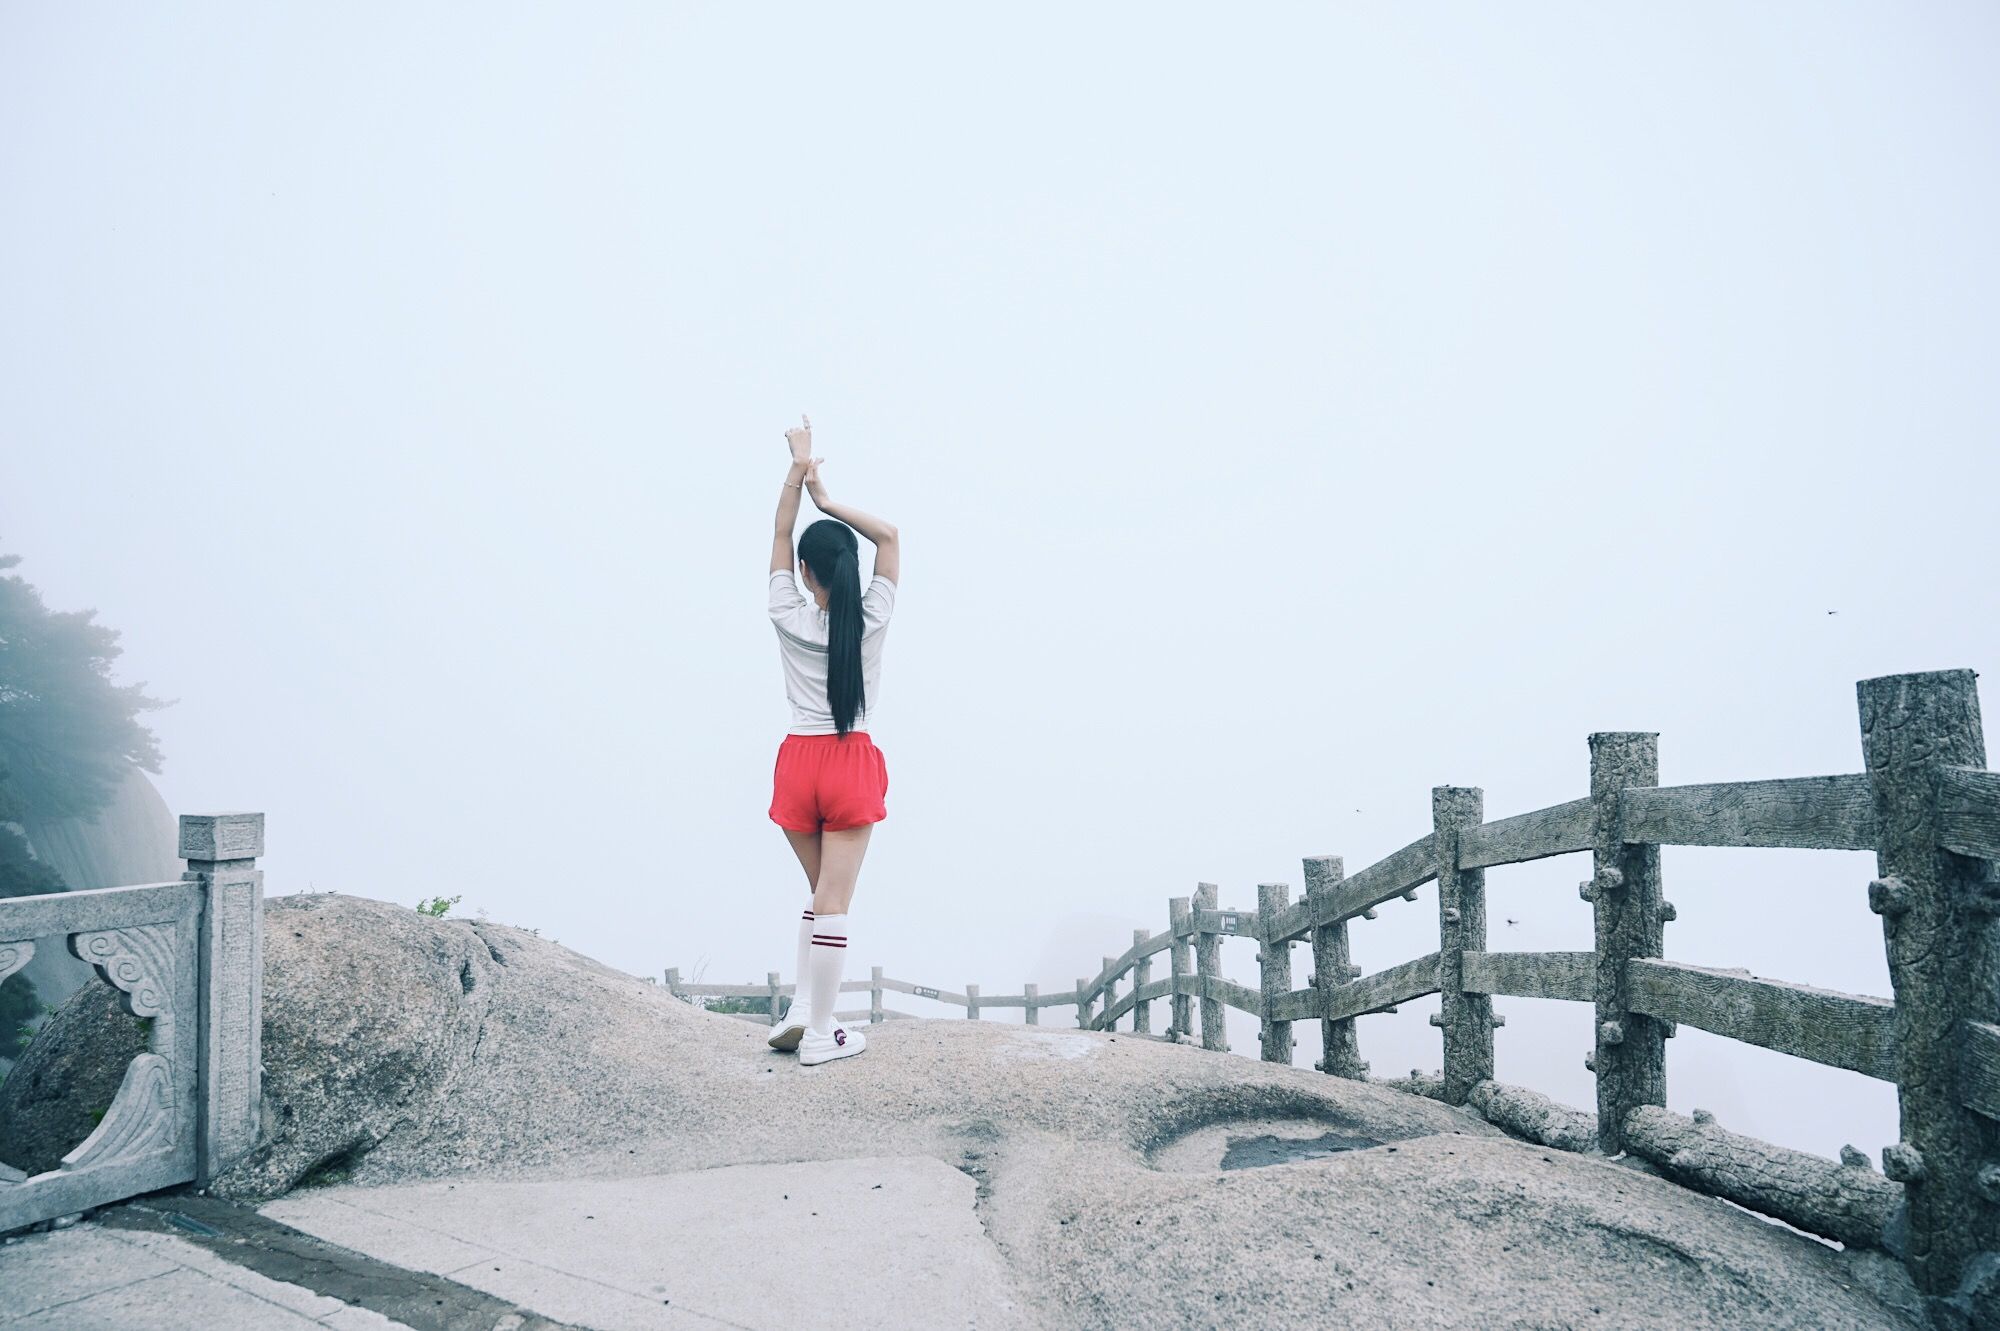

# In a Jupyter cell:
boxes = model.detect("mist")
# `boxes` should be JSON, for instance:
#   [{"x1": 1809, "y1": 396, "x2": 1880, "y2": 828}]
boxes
[{"x1": 5, "y1": 3, "x2": 1997, "y2": 1166}]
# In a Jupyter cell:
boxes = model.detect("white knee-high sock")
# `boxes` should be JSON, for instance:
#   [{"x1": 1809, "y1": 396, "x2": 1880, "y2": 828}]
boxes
[
  {"x1": 792, "y1": 903, "x2": 815, "y2": 1019},
  {"x1": 807, "y1": 912, "x2": 849, "y2": 1035}
]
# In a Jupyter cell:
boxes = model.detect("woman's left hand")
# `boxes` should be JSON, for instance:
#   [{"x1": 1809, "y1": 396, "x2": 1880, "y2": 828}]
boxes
[{"x1": 784, "y1": 414, "x2": 813, "y2": 464}]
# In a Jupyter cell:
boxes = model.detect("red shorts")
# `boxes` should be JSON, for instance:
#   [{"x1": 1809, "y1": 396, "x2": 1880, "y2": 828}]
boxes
[{"x1": 768, "y1": 731, "x2": 889, "y2": 833}]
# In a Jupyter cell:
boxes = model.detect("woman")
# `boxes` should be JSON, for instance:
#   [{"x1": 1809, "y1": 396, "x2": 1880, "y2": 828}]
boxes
[{"x1": 763, "y1": 415, "x2": 899, "y2": 1067}]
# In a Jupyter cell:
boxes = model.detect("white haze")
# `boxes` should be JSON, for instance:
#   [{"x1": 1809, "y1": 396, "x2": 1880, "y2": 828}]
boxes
[{"x1": 4, "y1": 4, "x2": 1998, "y2": 1164}]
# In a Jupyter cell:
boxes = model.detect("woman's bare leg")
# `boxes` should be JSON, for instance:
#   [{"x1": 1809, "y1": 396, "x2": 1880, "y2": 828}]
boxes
[
  {"x1": 812, "y1": 824, "x2": 873, "y2": 915},
  {"x1": 778, "y1": 827, "x2": 824, "y2": 1023},
  {"x1": 798, "y1": 824, "x2": 871, "y2": 1036},
  {"x1": 782, "y1": 827, "x2": 823, "y2": 896}
]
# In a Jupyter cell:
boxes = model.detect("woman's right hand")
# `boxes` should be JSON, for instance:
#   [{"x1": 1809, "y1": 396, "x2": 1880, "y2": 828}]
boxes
[{"x1": 803, "y1": 456, "x2": 828, "y2": 504}]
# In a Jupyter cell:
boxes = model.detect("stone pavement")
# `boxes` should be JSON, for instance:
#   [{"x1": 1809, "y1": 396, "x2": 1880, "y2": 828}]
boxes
[
  {"x1": 0, "y1": 1219, "x2": 414, "y2": 1330},
  {"x1": 0, "y1": 1155, "x2": 1037, "y2": 1331},
  {"x1": 262, "y1": 1155, "x2": 1035, "y2": 1331}
]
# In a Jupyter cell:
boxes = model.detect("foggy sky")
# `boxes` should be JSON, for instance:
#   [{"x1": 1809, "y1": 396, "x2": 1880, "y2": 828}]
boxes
[{"x1": 5, "y1": 3, "x2": 1997, "y2": 1164}]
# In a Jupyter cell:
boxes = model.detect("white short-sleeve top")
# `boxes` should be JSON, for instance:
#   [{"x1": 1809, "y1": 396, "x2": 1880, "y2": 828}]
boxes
[{"x1": 768, "y1": 569, "x2": 897, "y2": 735}]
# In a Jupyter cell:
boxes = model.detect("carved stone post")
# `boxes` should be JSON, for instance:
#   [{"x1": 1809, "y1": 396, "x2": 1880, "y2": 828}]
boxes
[
  {"x1": 966, "y1": 983, "x2": 980, "y2": 1020},
  {"x1": 664, "y1": 967, "x2": 682, "y2": 999},
  {"x1": 1587, "y1": 734, "x2": 1666, "y2": 1153},
  {"x1": 1858, "y1": 669, "x2": 1998, "y2": 1298},
  {"x1": 1257, "y1": 883, "x2": 1293, "y2": 1064},
  {"x1": 1076, "y1": 976, "x2": 1091, "y2": 1029},
  {"x1": 1132, "y1": 928, "x2": 1152, "y2": 1035},
  {"x1": 767, "y1": 971, "x2": 783, "y2": 1026},
  {"x1": 1307, "y1": 856, "x2": 1366, "y2": 1078},
  {"x1": 1432, "y1": 788, "x2": 1491, "y2": 1104},
  {"x1": 1024, "y1": 982, "x2": 1039, "y2": 1026},
  {"x1": 1169, "y1": 896, "x2": 1194, "y2": 1042},
  {"x1": 182, "y1": 812, "x2": 264, "y2": 1185},
  {"x1": 1195, "y1": 882, "x2": 1226, "y2": 1051},
  {"x1": 869, "y1": 965, "x2": 883, "y2": 1024}
]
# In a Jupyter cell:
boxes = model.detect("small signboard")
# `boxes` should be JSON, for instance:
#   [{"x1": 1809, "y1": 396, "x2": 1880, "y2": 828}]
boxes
[
  {"x1": 913, "y1": 985, "x2": 940, "y2": 1000},
  {"x1": 1220, "y1": 913, "x2": 1241, "y2": 933}
]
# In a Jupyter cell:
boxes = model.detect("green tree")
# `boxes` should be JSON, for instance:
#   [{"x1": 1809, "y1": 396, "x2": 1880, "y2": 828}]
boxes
[
  {"x1": 0, "y1": 547, "x2": 171, "y2": 1054},
  {"x1": 0, "y1": 549, "x2": 170, "y2": 829},
  {"x1": 0, "y1": 974, "x2": 45, "y2": 1062},
  {"x1": 0, "y1": 823, "x2": 64, "y2": 1058},
  {"x1": 0, "y1": 823, "x2": 64, "y2": 905}
]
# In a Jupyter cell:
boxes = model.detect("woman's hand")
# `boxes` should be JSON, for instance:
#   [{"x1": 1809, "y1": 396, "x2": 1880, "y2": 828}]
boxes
[
  {"x1": 784, "y1": 414, "x2": 813, "y2": 464},
  {"x1": 803, "y1": 456, "x2": 829, "y2": 505}
]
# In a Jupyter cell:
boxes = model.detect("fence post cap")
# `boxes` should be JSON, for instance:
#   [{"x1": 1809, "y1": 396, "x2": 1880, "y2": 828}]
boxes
[
  {"x1": 1856, "y1": 666, "x2": 1977, "y2": 695},
  {"x1": 180, "y1": 812, "x2": 264, "y2": 861}
]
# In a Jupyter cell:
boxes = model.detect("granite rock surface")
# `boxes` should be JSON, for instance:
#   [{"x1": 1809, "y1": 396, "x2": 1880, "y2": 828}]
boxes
[{"x1": 8, "y1": 892, "x2": 1926, "y2": 1328}]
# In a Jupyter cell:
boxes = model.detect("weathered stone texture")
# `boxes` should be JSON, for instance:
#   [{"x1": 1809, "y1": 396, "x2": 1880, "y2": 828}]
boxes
[
  {"x1": 1194, "y1": 882, "x2": 1224, "y2": 1052},
  {"x1": 1589, "y1": 732, "x2": 1666, "y2": 1153},
  {"x1": 1305, "y1": 856, "x2": 1366, "y2": 1080},
  {"x1": 1623, "y1": 1105, "x2": 1904, "y2": 1252},
  {"x1": 1166, "y1": 896, "x2": 1192, "y2": 1042},
  {"x1": 193, "y1": 864, "x2": 261, "y2": 1182},
  {"x1": 1256, "y1": 883, "x2": 1291, "y2": 1063},
  {"x1": 1858, "y1": 669, "x2": 2000, "y2": 1300},
  {"x1": 1468, "y1": 1079, "x2": 1598, "y2": 1155},
  {"x1": 1433, "y1": 786, "x2": 1490, "y2": 1104}
]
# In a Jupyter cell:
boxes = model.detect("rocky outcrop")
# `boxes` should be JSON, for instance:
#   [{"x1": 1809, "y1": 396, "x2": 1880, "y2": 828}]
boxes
[
  {"x1": 5, "y1": 891, "x2": 1927, "y2": 1328},
  {"x1": 208, "y1": 892, "x2": 1489, "y2": 1200},
  {"x1": 17, "y1": 763, "x2": 177, "y2": 895},
  {"x1": 0, "y1": 982, "x2": 148, "y2": 1175}
]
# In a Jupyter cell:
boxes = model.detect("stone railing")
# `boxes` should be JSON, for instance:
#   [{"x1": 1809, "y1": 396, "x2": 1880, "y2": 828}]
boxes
[
  {"x1": 665, "y1": 965, "x2": 1104, "y2": 1029},
  {"x1": 0, "y1": 813, "x2": 265, "y2": 1235},
  {"x1": 672, "y1": 669, "x2": 1999, "y2": 1308}
]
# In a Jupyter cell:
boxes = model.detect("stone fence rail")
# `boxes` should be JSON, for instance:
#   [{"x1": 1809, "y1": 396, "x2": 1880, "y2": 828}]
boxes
[
  {"x1": 670, "y1": 669, "x2": 2000, "y2": 1309},
  {"x1": 0, "y1": 813, "x2": 266, "y2": 1236}
]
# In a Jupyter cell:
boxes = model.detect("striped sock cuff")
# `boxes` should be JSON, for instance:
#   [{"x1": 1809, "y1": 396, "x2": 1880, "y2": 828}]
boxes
[{"x1": 811, "y1": 911, "x2": 849, "y2": 949}]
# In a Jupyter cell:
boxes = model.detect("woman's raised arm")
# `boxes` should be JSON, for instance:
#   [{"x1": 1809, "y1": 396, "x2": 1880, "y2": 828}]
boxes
[
  {"x1": 769, "y1": 417, "x2": 813, "y2": 574},
  {"x1": 804, "y1": 458, "x2": 899, "y2": 584}
]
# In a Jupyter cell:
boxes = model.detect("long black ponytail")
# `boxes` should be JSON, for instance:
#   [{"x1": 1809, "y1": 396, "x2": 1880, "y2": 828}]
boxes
[{"x1": 798, "y1": 518, "x2": 865, "y2": 736}]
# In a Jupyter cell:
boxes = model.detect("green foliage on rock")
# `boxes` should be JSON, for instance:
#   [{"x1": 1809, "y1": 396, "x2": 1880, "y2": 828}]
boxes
[{"x1": 703, "y1": 994, "x2": 778, "y2": 1016}]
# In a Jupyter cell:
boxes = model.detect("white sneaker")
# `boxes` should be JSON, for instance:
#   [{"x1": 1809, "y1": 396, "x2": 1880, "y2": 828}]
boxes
[
  {"x1": 798, "y1": 1023, "x2": 866, "y2": 1066},
  {"x1": 766, "y1": 1009, "x2": 811, "y2": 1052}
]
